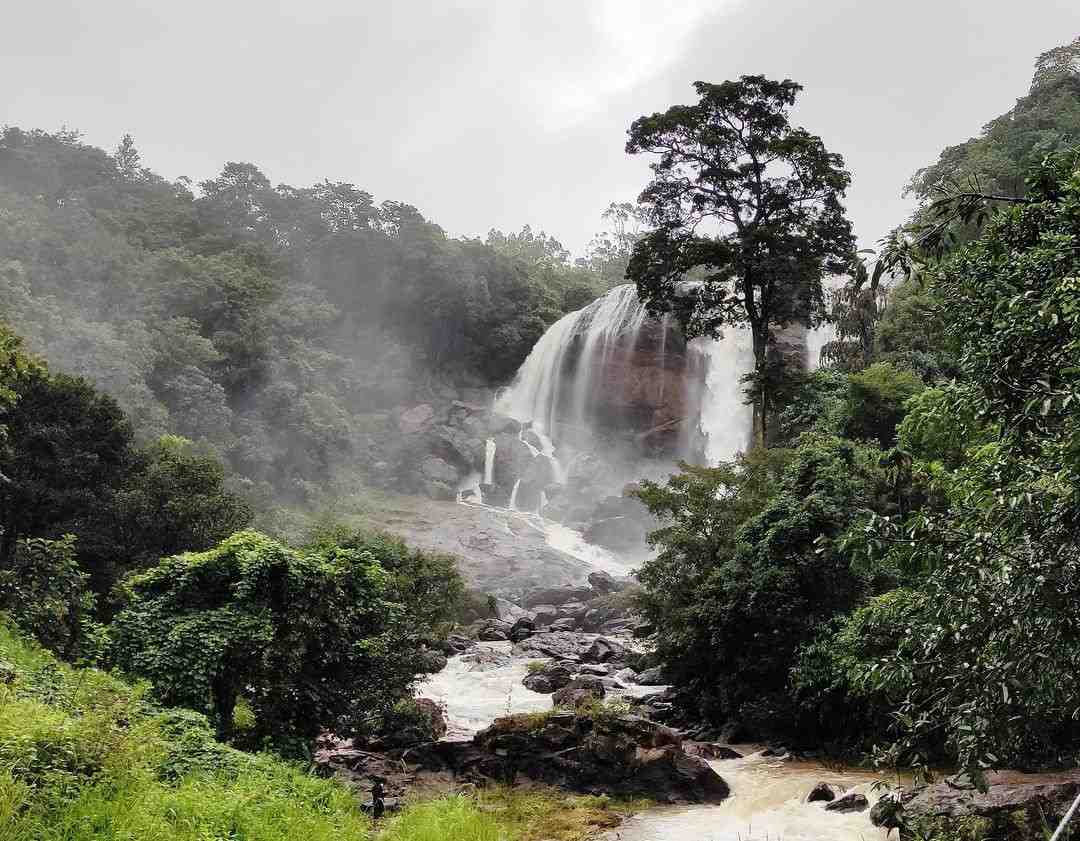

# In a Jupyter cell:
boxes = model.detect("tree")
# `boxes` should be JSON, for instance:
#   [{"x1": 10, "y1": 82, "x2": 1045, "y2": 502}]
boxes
[
  {"x1": 633, "y1": 436, "x2": 892, "y2": 739},
  {"x1": 112, "y1": 530, "x2": 436, "y2": 751},
  {"x1": 625, "y1": 76, "x2": 854, "y2": 445},
  {"x1": 0, "y1": 369, "x2": 134, "y2": 573},
  {"x1": 114, "y1": 434, "x2": 252, "y2": 566},
  {"x1": 851, "y1": 150, "x2": 1080, "y2": 780}
]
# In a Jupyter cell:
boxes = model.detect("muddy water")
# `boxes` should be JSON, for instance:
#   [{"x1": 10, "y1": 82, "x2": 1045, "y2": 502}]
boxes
[{"x1": 608, "y1": 752, "x2": 889, "y2": 841}]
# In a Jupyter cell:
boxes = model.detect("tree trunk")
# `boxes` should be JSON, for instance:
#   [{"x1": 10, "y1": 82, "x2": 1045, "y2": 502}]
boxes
[
  {"x1": 751, "y1": 325, "x2": 769, "y2": 448},
  {"x1": 211, "y1": 672, "x2": 239, "y2": 743}
]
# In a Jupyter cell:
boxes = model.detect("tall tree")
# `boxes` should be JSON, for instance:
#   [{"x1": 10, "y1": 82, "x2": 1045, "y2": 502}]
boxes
[{"x1": 625, "y1": 76, "x2": 855, "y2": 445}]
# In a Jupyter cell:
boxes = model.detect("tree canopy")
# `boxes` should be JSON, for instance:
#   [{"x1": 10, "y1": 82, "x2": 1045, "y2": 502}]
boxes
[{"x1": 626, "y1": 76, "x2": 855, "y2": 444}]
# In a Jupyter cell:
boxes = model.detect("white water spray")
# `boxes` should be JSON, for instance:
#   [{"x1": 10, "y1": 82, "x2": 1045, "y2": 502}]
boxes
[{"x1": 483, "y1": 437, "x2": 496, "y2": 485}]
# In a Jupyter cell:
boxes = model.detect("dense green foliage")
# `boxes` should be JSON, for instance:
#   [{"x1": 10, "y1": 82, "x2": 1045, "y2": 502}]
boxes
[
  {"x1": 112, "y1": 529, "x2": 455, "y2": 752},
  {"x1": 0, "y1": 363, "x2": 251, "y2": 601},
  {"x1": 0, "y1": 128, "x2": 622, "y2": 504},
  {"x1": 625, "y1": 75, "x2": 854, "y2": 444}
]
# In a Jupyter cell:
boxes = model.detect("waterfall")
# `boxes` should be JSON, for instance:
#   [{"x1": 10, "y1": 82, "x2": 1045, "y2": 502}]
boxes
[
  {"x1": 495, "y1": 284, "x2": 650, "y2": 442},
  {"x1": 508, "y1": 479, "x2": 521, "y2": 510},
  {"x1": 496, "y1": 283, "x2": 755, "y2": 466},
  {"x1": 483, "y1": 438, "x2": 496, "y2": 485},
  {"x1": 691, "y1": 329, "x2": 756, "y2": 464}
]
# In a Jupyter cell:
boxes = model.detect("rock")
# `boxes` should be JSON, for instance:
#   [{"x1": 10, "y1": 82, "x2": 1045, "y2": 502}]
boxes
[
  {"x1": 459, "y1": 648, "x2": 513, "y2": 670},
  {"x1": 552, "y1": 675, "x2": 607, "y2": 708},
  {"x1": 429, "y1": 424, "x2": 484, "y2": 470},
  {"x1": 870, "y1": 796, "x2": 904, "y2": 829},
  {"x1": 577, "y1": 663, "x2": 612, "y2": 677},
  {"x1": 509, "y1": 617, "x2": 536, "y2": 643},
  {"x1": 547, "y1": 617, "x2": 577, "y2": 632},
  {"x1": 530, "y1": 604, "x2": 560, "y2": 626},
  {"x1": 524, "y1": 585, "x2": 595, "y2": 608},
  {"x1": 614, "y1": 667, "x2": 638, "y2": 684},
  {"x1": 636, "y1": 666, "x2": 667, "y2": 686},
  {"x1": 398, "y1": 404, "x2": 436, "y2": 434},
  {"x1": 513, "y1": 631, "x2": 597, "y2": 662},
  {"x1": 419, "y1": 456, "x2": 460, "y2": 484},
  {"x1": 522, "y1": 662, "x2": 575, "y2": 694},
  {"x1": 444, "y1": 634, "x2": 475, "y2": 654},
  {"x1": 473, "y1": 712, "x2": 726, "y2": 803},
  {"x1": 902, "y1": 771, "x2": 1080, "y2": 822},
  {"x1": 684, "y1": 742, "x2": 744, "y2": 760},
  {"x1": 584, "y1": 516, "x2": 649, "y2": 555},
  {"x1": 584, "y1": 637, "x2": 629, "y2": 664},
  {"x1": 825, "y1": 791, "x2": 869, "y2": 813},
  {"x1": 493, "y1": 598, "x2": 529, "y2": 622},
  {"x1": 478, "y1": 620, "x2": 511, "y2": 642},
  {"x1": 806, "y1": 781, "x2": 837, "y2": 803},
  {"x1": 588, "y1": 570, "x2": 619, "y2": 595}
]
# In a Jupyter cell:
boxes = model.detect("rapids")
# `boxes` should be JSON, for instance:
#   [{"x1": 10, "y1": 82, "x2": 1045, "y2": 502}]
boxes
[{"x1": 416, "y1": 641, "x2": 888, "y2": 841}]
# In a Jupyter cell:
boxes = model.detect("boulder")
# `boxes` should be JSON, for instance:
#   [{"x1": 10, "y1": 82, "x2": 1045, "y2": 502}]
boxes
[
  {"x1": 588, "y1": 570, "x2": 619, "y2": 595},
  {"x1": 443, "y1": 634, "x2": 475, "y2": 654},
  {"x1": 547, "y1": 617, "x2": 577, "y2": 632},
  {"x1": 806, "y1": 781, "x2": 837, "y2": 803},
  {"x1": 509, "y1": 617, "x2": 536, "y2": 643},
  {"x1": 684, "y1": 742, "x2": 744, "y2": 760},
  {"x1": 869, "y1": 796, "x2": 904, "y2": 829},
  {"x1": 902, "y1": 771, "x2": 1080, "y2": 823},
  {"x1": 494, "y1": 598, "x2": 529, "y2": 622},
  {"x1": 530, "y1": 604, "x2": 560, "y2": 625},
  {"x1": 522, "y1": 662, "x2": 575, "y2": 694},
  {"x1": 584, "y1": 637, "x2": 630, "y2": 664},
  {"x1": 553, "y1": 675, "x2": 607, "y2": 708},
  {"x1": 398, "y1": 404, "x2": 436, "y2": 434},
  {"x1": 473, "y1": 712, "x2": 727, "y2": 804},
  {"x1": 459, "y1": 647, "x2": 513, "y2": 670},
  {"x1": 825, "y1": 791, "x2": 869, "y2": 813},
  {"x1": 635, "y1": 666, "x2": 667, "y2": 686},
  {"x1": 478, "y1": 620, "x2": 511, "y2": 642},
  {"x1": 513, "y1": 631, "x2": 597, "y2": 662}
]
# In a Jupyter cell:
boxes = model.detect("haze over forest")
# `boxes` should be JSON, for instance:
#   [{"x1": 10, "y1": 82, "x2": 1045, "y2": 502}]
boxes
[
  {"x1": 5, "y1": 6, "x2": 1080, "y2": 841},
  {"x1": 4, "y1": 0, "x2": 1079, "y2": 253}
]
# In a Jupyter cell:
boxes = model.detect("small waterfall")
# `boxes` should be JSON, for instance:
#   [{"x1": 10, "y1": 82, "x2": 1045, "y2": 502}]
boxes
[
  {"x1": 483, "y1": 438, "x2": 496, "y2": 485},
  {"x1": 508, "y1": 479, "x2": 521, "y2": 511},
  {"x1": 692, "y1": 328, "x2": 756, "y2": 464},
  {"x1": 495, "y1": 284, "x2": 652, "y2": 442}
]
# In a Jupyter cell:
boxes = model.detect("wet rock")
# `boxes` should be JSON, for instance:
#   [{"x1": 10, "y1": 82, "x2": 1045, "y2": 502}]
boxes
[
  {"x1": 546, "y1": 617, "x2": 577, "y2": 632},
  {"x1": 585, "y1": 637, "x2": 629, "y2": 664},
  {"x1": 552, "y1": 675, "x2": 607, "y2": 708},
  {"x1": 577, "y1": 663, "x2": 612, "y2": 677},
  {"x1": 636, "y1": 666, "x2": 667, "y2": 686},
  {"x1": 443, "y1": 634, "x2": 475, "y2": 654},
  {"x1": 870, "y1": 795, "x2": 904, "y2": 829},
  {"x1": 429, "y1": 425, "x2": 484, "y2": 471},
  {"x1": 398, "y1": 403, "x2": 436, "y2": 434},
  {"x1": 473, "y1": 713, "x2": 726, "y2": 804},
  {"x1": 902, "y1": 771, "x2": 1080, "y2": 822},
  {"x1": 478, "y1": 620, "x2": 511, "y2": 642},
  {"x1": 509, "y1": 617, "x2": 536, "y2": 643},
  {"x1": 684, "y1": 742, "x2": 744, "y2": 760},
  {"x1": 522, "y1": 662, "x2": 575, "y2": 694},
  {"x1": 806, "y1": 781, "x2": 837, "y2": 802},
  {"x1": 825, "y1": 791, "x2": 869, "y2": 813},
  {"x1": 459, "y1": 648, "x2": 513, "y2": 670},
  {"x1": 513, "y1": 631, "x2": 596, "y2": 661}
]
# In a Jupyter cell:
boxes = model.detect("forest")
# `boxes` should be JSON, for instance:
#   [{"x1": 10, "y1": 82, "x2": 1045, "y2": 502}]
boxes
[{"x1": 2, "y1": 27, "x2": 1080, "y2": 841}]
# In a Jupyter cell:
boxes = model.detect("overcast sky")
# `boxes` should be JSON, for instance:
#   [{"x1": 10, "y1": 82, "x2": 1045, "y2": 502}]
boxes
[{"x1": 4, "y1": 1, "x2": 1080, "y2": 255}]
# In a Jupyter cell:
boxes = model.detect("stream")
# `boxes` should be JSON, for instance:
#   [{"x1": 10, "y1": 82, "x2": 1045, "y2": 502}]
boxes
[{"x1": 417, "y1": 642, "x2": 890, "y2": 841}]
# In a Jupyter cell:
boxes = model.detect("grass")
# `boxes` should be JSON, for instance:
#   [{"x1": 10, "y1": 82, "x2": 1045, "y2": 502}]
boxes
[
  {"x1": 525, "y1": 660, "x2": 548, "y2": 674},
  {"x1": 0, "y1": 620, "x2": 648, "y2": 840}
]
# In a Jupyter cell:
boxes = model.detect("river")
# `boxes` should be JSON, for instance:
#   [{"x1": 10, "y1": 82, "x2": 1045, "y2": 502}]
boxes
[{"x1": 417, "y1": 642, "x2": 890, "y2": 841}]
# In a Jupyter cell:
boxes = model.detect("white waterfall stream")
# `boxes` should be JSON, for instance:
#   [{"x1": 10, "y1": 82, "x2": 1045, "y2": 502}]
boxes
[
  {"x1": 483, "y1": 437, "x2": 496, "y2": 485},
  {"x1": 495, "y1": 283, "x2": 756, "y2": 468}
]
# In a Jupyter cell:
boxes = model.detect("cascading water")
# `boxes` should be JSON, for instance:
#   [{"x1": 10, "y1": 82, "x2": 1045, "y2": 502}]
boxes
[
  {"x1": 483, "y1": 437, "x2": 496, "y2": 485},
  {"x1": 496, "y1": 283, "x2": 756, "y2": 467}
]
